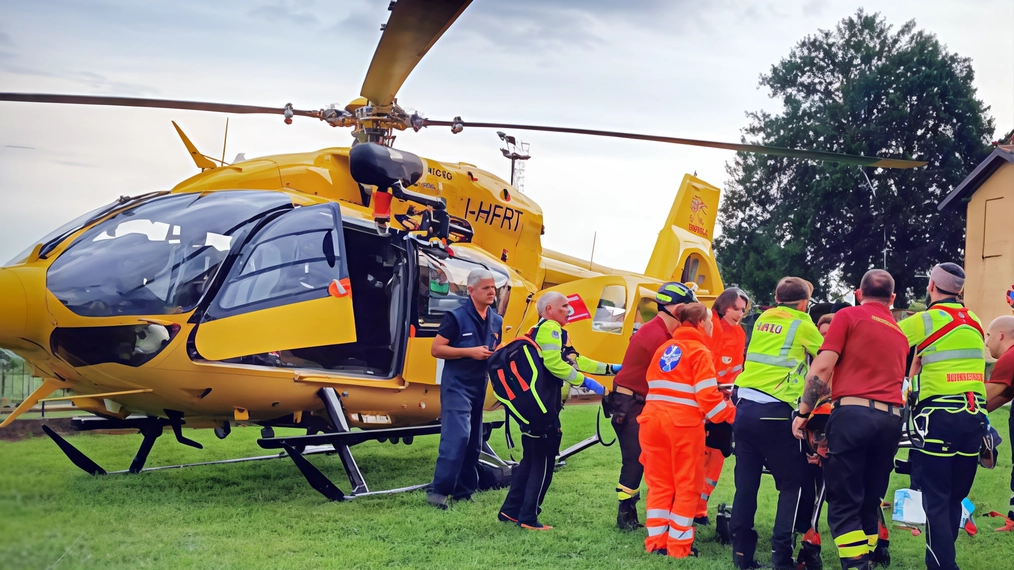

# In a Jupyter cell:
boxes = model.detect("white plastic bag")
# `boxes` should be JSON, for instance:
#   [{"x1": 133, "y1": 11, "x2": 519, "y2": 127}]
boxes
[{"x1": 892, "y1": 488, "x2": 926, "y2": 525}]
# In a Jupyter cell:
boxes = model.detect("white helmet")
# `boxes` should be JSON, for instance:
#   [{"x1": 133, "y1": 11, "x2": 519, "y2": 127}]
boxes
[{"x1": 134, "y1": 324, "x2": 170, "y2": 355}]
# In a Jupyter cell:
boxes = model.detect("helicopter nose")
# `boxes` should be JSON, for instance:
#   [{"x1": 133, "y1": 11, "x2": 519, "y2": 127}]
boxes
[{"x1": 0, "y1": 268, "x2": 28, "y2": 348}]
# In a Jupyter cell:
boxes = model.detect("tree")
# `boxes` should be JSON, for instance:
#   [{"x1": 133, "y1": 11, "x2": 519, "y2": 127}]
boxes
[{"x1": 715, "y1": 9, "x2": 995, "y2": 306}]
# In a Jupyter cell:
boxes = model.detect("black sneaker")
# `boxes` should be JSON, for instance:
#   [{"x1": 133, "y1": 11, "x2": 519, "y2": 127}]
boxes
[
  {"x1": 694, "y1": 515, "x2": 710, "y2": 526},
  {"x1": 426, "y1": 492, "x2": 449, "y2": 510},
  {"x1": 497, "y1": 511, "x2": 518, "y2": 523},
  {"x1": 650, "y1": 548, "x2": 668, "y2": 556}
]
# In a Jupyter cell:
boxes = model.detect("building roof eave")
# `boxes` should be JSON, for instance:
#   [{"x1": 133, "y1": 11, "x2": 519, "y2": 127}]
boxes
[{"x1": 938, "y1": 147, "x2": 1014, "y2": 211}]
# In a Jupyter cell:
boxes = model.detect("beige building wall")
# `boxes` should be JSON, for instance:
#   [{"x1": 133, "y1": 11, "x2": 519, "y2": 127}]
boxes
[{"x1": 963, "y1": 163, "x2": 1014, "y2": 329}]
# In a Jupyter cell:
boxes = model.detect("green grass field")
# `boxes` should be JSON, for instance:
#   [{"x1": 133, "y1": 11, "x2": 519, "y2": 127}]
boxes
[{"x1": 1, "y1": 406, "x2": 1011, "y2": 569}]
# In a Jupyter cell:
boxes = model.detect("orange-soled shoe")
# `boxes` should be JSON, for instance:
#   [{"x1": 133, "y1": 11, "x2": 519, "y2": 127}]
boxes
[
  {"x1": 520, "y1": 522, "x2": 553, "y2": 530},
  {"x1": 498, "y1": 512, "x2": 518, "y2": 523}
]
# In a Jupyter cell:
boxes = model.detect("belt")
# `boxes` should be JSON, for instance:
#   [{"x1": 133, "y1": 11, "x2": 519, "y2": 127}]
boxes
[
  {"x1": 835, "y1": 396, "x2": 902, "y2": 417},
  {"x1": 918, "y1": 392, "x2": 984, "y2": 413},
  {"x1": 614, "y1": 385, "x2": 646, "y2": 401}
]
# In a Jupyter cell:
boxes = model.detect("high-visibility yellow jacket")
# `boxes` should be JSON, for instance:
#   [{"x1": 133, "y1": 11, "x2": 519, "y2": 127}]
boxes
[
  {"x1": 531, "y1": 318, "x2": 608, "y2": 386},
  {"x1": 736, "y1": 305, "x2": 823, "y2": 405},
  {"x1": 898, "y1": 301, "x2": 986, "y2": 403}
]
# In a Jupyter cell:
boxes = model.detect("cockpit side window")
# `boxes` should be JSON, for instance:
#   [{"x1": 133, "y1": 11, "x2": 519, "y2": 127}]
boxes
[
  {"x1": 46, "y1": 191, "x2": 291, "y2": 317},
  {"x1": 415, "y1": 250, "x2": 510, "y2": 334},
  {"x1": 211, "y1": 207, "x2": 344, "y2": 315}
]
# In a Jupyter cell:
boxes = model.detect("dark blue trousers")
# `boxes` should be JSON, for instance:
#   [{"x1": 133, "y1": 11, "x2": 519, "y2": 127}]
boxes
[
  {"x1": 500, "y1": 429, "x2": 562, "y2": 525},
  {"x1": 431, "y1": 384, "x2": 486, "y2": 498},
  {"x1": 731, "y1": 398, "x2": 814, "y2": 568},
  {"x1": 911, "y1": 408, "x2": 986, "y2": 570}
]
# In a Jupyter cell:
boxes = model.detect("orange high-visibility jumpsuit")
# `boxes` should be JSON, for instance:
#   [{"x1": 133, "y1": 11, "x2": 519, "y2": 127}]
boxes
[
  {"x1": 697, "y1": 311, "x2": 746, "y2": 520},
  {"x1": 639, "y1": 326, "x2": 736, "y2": 558}
]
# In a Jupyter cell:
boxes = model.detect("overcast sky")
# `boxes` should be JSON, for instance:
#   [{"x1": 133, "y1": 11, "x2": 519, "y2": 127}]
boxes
[{"x1": 1, "y1": 0, "x2": 1011, "y2": 273}]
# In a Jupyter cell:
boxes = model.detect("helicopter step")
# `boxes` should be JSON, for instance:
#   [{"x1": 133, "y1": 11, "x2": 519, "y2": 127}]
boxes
[{"x1": 257, "y1": 387, "x2": 508, "y2": 501}]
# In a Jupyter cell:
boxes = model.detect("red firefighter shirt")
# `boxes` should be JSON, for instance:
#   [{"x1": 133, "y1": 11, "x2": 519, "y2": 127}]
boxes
[
  {"x1": 820, "y1": 302, "x2": 908, "y2": 406},
  {"x1": 614, "y1": 315, "x2": 671, "y2": 396}
]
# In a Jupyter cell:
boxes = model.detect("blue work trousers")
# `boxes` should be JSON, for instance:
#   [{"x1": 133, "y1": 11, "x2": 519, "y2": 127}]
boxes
[
  {"x1": 431, "y1": 384, "x2": 486, "y2": 498},
  {"x1": 730, "y1": 399, "x2": 813, "y2": 568},
  {"x1": 911, "y1": 408, "x2": 986, "y2": 570},
  {"x1": 500, "y1": 429, "x2": 562, "y2": 525}
]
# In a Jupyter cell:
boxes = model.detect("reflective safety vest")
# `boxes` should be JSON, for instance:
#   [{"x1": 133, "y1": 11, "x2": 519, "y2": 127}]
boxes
[
  {"x1": 736, "y1": 305, "x2": 823, "y2": 405},
  {"x1": 530, "y1": 318, "x2": 608, "y2": 386},
  {"x1": 644, "y1": 327, "x2": 735, "y2": 427},
  {"x1": 898, "y1": 301, "x2": 986, "y2": 403}
]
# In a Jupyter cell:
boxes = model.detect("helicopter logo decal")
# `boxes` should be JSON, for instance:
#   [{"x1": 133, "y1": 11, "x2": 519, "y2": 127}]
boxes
[{"x1": 688, "y1": 195, "x2": 709, "y2": 237}]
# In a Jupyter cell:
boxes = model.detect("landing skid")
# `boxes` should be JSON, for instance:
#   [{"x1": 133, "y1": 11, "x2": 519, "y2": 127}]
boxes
[
  {"x1": 42, "y1": 411, "x2": 203, "y2": 475},
  {"x1": 40, "y1": 388, "x2": 605, "y2": 502},
  {"x1": 259, "y1": 387, "x2": 509, "y2": 501}
]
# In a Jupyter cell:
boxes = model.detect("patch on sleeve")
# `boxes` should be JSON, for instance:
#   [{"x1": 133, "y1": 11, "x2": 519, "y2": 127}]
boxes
[
  {"x1": 551, "y1": 330, "x2": 560, "y2": 339},
  {"x1": 658, "y1": 345, "x2": 683, "y2": 372}
]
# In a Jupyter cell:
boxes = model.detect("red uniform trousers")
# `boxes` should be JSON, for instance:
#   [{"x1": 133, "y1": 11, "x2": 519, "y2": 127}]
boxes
[
  {"x1": 639, "y1": 405, "x2": 705, "y2": 558},
  {"x1": 697, "y1": 447, "x2": 724, "y2": 518}
]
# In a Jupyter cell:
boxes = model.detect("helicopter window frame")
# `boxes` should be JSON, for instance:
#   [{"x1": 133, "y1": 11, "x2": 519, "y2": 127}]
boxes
[
  {"x1": 205, "y1": 203, "x2": 348, "y2": 320},
  {"x1": 45, "y1": 191, "x2": 293, "y2": 317},
  {"x1": 414, "y1": 248, "x2": 511, "y2": 336}
]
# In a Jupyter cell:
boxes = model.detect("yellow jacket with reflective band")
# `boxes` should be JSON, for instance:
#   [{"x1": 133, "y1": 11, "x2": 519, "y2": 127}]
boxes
[
  {"x1": 736, "y1": 305, "x2": 823, "y2": 405},
  {"x1": 898, "y1": 301, "x2": 986, "y2": 403},
  {"x1": 531, "y1": 319, "x2": 608, "y2": 385}
]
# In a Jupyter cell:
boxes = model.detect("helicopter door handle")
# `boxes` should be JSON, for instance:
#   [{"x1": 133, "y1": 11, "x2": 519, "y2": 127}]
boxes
[{"x1": 328, "y1": 278, "x2": 352, "y2": 298}]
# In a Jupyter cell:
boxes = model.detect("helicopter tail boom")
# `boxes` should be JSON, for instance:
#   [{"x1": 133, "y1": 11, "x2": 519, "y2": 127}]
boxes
[{"x1": 643, "y1": 174, "x2": 724, "y2": 296}]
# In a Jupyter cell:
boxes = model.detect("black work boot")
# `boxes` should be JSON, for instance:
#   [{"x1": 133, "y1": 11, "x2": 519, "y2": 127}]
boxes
[
  {"x1": 617, "y1": 497, "x2": 644, "y2": 530},
  {"x1": 733, "y1": 528, "x2": 760, "y2": 569},
  {"x1": 795, "y1": 539, "x2": 823, "y2": 570},
  {"x1": 870, "y1": 541, "x2": 890, "y2": 567},
  {"x1": 840, "y1": 555, "x2": 872, "y2": 570}
]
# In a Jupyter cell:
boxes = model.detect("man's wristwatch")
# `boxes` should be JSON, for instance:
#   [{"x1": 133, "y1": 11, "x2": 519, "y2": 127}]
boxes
[{"x1": 795, "y1": 409, "x2": 811, "y2": 419}]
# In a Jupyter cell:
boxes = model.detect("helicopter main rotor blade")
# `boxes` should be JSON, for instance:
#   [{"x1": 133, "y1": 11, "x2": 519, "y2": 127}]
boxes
[
  {"x1": 423, "y1": 120, "x2": 928, "y2": 170},
  {"x1": 0, "y1": 93, "x2": 322, "y2": 118},
  {"x1": 360, "y1": 0, "x2": 471, "y2": 108}
]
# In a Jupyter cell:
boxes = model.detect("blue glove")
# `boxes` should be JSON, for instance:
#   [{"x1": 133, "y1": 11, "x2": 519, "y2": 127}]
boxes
[
  {"x1": 607, "y1": 363, "x2": 622, "y2": 375},
  {"x1": 582, "y1": 377, "x2": 605, "y2": 396}
]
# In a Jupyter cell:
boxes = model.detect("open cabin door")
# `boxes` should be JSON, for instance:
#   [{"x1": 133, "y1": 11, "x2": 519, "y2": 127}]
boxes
[
  {"x1": 401, "y1": 241, "x2": 513, "y2": 386},
  {"x1": 519, "y1": 276, "x2": 640, "y2": 385},
  {"x1": 194, "y1": 203, "x2": 357, "y2": 361}
]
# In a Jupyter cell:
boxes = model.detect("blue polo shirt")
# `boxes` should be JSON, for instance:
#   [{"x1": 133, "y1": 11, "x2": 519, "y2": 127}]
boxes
[{"x1": 437, "y1": 302, "x2": 502, "y2": 393}]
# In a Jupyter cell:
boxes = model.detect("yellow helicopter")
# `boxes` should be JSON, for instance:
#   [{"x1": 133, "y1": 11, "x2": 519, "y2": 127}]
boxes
[{"x1": 0, "y1": 0, "x2": 925, "y2": 500}]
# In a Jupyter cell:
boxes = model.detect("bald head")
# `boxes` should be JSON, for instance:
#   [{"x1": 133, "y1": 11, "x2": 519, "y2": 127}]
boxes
[
  {"x1": 859, "y1": 269, "x2": 895, "y2": 305},
  {"x1": 537, "y1": 291, "x2": 573, "y2": 326},
  {"x1": 986, "y1": 316, "x2": 1014, "y2": 359}
]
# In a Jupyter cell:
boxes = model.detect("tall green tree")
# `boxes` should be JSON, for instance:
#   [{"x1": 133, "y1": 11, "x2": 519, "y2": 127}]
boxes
[{"x1": 715, "y1": 9, "x2": 995, "y2": 306}]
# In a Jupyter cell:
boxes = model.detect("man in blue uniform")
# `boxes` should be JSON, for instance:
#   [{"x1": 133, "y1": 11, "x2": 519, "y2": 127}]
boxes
[{"x1": 428, "y1": 268, "x2": 503, "y2": 509}]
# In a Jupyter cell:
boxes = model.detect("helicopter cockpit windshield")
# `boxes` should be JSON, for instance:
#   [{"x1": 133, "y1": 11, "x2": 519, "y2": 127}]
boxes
[{"x1": 47, "y1": 191, "x2": 291, "y2": 317}]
